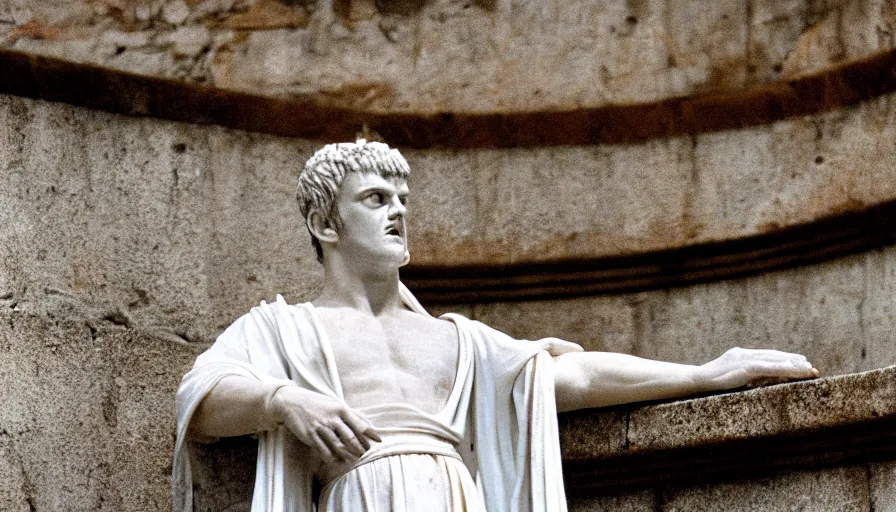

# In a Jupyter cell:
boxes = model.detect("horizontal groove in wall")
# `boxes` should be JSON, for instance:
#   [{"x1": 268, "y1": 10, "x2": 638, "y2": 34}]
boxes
[
  {"x1": 563, "y1": 418, "x2": 896, "y2": 496},
  {"x1": 560, "y1": 366, "x2": 896, "y2": 496},
  {"x1": 401, "y1": 200, "x2": 896, "y2": 303},
  {"x1": 0, "y1": 48, "x2": 894, "y2": 148},
  {"x1": 3, "y1": 50, "x2": 895, "y2": 299}
]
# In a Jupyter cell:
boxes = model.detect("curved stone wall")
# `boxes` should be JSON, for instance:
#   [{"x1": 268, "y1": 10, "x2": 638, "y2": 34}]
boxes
[
  {"x1": 3, "y1": 90, "x2": 893, "y2": 373},
  {"x1": 0, "y1": 88, "x2": 896, "y2": 362},
  {"x1": 2, "y1": 0, "x2": 893, "y2": 112},
  {"x1": 0, "y1": 93, "x2": 323, "y2": 343},
  {"x1": 2, "y1": 48, "x2": 895, "y2": 280},
  {"x1": 405, "y1": 91, "x2": 896, "y2": 267},
  {"x1": 1, "y1": 2, "x2": 895, "y2": 510},
  {"x1": 467, "y1": 245, "x2": 896, "y2": 377}
]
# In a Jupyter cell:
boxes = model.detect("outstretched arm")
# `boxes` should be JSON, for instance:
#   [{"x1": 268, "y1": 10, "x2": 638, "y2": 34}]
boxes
[{"x1": 552, "y1": 347, "x2": 818, "y2": 413}]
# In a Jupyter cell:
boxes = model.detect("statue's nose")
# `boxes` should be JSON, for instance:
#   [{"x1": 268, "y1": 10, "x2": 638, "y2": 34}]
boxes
[{"x1": 388, "y1": 196, "x2": 406, "y2": 218}]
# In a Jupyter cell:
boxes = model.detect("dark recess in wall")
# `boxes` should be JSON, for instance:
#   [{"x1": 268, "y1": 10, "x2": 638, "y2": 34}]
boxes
[
  {"x1": 2, "y1": 48, "x2": 895, "y2": 300},
  {"x1": 403, "y1": 200, "x2": 896, "y2": 303},
  {"x1": 0, "y1": 48, "x2": 894, "y2": 149}
]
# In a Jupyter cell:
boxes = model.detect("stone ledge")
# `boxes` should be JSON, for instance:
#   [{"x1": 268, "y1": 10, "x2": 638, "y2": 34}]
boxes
[
  {"x1": 193, "y1": 365, "x2": 896, "y2": 505},
  {"x1": 6, "y1": 306, "x2": 893, "y2": 507},
  {"x1": 560, "y1": 366, "x2": 896, "y2": 494}
]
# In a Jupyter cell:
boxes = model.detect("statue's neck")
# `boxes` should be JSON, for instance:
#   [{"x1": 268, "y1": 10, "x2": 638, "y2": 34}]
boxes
[{"x1": 313, "y1": 256, "x2": 402, "y2": 316}]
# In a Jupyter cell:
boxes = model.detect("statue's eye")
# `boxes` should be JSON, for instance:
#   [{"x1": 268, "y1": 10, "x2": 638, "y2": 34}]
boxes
[
  {"x1": 364, "y1": 192, "x2": 385, "y2": 206},
  {"x1": 398, "y1": 195, "x2": 408, "y2": 206}
]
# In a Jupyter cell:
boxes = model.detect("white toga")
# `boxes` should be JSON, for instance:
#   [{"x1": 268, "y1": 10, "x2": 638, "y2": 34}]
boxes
[{"x1": 173, "y1": 291, "x2": 567, "y2": 511}]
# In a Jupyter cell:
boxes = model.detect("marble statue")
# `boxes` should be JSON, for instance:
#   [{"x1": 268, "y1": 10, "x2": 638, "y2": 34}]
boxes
[{"x1": 173, "y1": 140, "x2": 817, "y2": 511}]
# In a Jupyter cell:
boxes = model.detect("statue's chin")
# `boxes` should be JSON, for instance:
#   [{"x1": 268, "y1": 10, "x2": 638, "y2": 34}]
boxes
[{"x1": 399, "y1": 250, "x2": 411, "y2": 267}]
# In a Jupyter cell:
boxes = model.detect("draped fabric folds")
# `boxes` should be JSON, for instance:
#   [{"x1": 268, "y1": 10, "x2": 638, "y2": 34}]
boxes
[{"x1": 173, "y1": 285, "x2": 567, "y2": 511}]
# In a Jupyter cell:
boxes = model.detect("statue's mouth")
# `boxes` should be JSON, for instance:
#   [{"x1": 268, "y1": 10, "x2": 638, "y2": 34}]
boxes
[{"x1": 385, "y1": 225, "x2": 401, "y2": 237}]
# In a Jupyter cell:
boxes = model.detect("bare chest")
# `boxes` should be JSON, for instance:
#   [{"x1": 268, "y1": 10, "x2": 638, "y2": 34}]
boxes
[{"x1": 316, "y1": 310, "x2": 459, "y2": 414}]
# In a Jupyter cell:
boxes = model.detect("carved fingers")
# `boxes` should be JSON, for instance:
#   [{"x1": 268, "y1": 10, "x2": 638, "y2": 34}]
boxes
[
  {"x1": 308, "y1": 429, "x2": 339, "y2": 461},
  {"x1": 273, "y1": 387, "x2": 381, "y2": 463},
  {"x1": 342, "y1": 409, "x2": 383, "y2": 446},
  {"x1": 700, "y1": 347, "x2": 818, "y2": 391},
  {"x1": 318, "y1": 427, "x2": 357, "y2": 461},
  {"x1": 731, "y1": 348, "x2": 817, "y2": 378},
  {"x1": 318, "y1": 411, "x2": 382, "y2": 462},
  {"x1": 538, "y1": 337, "x2": 584, "y2": 356}
]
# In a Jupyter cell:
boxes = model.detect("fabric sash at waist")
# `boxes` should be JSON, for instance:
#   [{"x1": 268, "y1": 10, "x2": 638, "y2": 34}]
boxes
[{"x1": 319, "y1": 434, "x2": 462, "y2": 491}]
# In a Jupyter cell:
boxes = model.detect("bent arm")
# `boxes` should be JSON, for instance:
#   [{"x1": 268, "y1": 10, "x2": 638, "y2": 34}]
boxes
[
  {"x1": 189, "y1": 376, "x2": 286, "y2": 439},
  {"x1": 553, "y1": 348, "x2": 817, "y2": 413},
  {"x1": 188, "y1": 375, "x2": 382, "y2": 462}
]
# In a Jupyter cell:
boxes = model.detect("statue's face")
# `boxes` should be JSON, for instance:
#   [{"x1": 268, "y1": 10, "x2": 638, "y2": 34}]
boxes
[{"x1": 333, "y1": 171, "x2": 409, "y2": 267}]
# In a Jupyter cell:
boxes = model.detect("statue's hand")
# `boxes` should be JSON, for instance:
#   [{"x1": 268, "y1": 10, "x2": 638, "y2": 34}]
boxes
[
  {"x1": 538, "y1": 337, "x2": 584, "y2": 356},
  {"x1": 269, "y1": 386, "x2": 382, "y2": 462},
  {"x1": 698, "y1": 347, "x2": 819, "y2": 391}
]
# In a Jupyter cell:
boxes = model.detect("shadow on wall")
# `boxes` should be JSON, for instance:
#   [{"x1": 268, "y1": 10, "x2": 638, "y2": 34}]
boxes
[{"x1": 192, "y1": 436, "x2": 256, "y2": 512}]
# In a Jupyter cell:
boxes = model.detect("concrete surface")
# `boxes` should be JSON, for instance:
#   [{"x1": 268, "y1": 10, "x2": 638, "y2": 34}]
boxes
[
  {"x1": 569, "y1": 489, "x2": 657, "y2": 512},
  {"x1": 872, "y1": 460, "x2": 896, "y2": 511},
  {"x1": 569, "y1": 466, "x2": 872, "y2": 511},
  {"x1": 659, "y1": 466, "x2": 870, "y2": 512},
  {"x1": 628, "y1": 365, "x2": 896, "y2": 452}
]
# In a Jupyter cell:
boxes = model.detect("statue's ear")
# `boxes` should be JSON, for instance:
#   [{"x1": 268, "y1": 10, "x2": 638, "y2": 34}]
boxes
[{"x1": 307, "y1": 210, "x2": 338, "y2": 244}]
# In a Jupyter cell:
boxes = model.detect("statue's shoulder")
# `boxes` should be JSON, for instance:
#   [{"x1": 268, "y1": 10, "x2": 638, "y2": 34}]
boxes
[
  {"x1": 240, "y1": 295, "x2": 312, "y2": 325},
  {"x1": 436, "y1": 312, "x2": 498, "y2": 341}
]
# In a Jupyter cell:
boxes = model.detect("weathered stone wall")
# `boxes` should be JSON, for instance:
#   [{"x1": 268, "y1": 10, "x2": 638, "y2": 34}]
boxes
[
  {"x1": 5, "y1": 85, "x2": 896, "y2": 314},
  {"x1": 1, "y1": 1, "x2": 895, "y2": 507},
  {"x1": 1, "y1": 0, "x2": 894, "y2": 112},
  {"x1": 573, "y1": 465, "x2": 883, "y2": 512},
  {"x1": 0, "y1": 310, "x2": 201, "y2": 511},
  {"x1": 469, "y1": 245, "x2": 896, "y2": 377},
  {"x1": 5, "y1": 89, "x2": 896, "y2": 355},
  {"x1": 0, "y1": 92, "x2": 323, "y2": 343},
  {"x1": 409, "y1": 91, "x2": 896, "y2": 266},
  {"x1": 3, "y1": 87, "x2": 896, "y2": 509}
]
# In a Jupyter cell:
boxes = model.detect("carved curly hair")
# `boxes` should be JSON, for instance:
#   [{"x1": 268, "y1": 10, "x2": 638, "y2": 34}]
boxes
[{"x1": 296, "y1": 140, "x2": 410, "y2": 262}]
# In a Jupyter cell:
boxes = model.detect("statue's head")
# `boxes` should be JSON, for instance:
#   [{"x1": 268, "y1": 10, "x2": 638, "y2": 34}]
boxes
[{"x1": 296, "y1": 140, "x2": 410, "y2": 263}]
